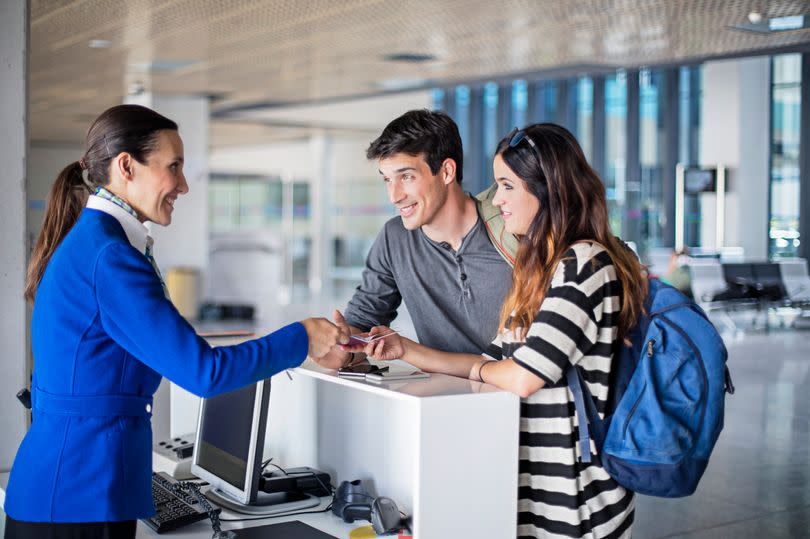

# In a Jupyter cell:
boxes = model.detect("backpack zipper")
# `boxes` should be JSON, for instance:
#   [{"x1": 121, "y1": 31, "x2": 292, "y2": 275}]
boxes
[
  {"x1": 623, "y1": 340, "x2": 655, "y2": 438},
  {"x1": 623, "y1": 381, "x2": 647, "y2": 438}
]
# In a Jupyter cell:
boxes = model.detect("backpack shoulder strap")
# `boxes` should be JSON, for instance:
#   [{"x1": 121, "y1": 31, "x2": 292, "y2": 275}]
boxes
[
  {"x1": 475, "y1": 185, "x2": 519, "y2": 268},
  {"x1": 566, "y1": 365, "x2": 606, "y2": 463}
]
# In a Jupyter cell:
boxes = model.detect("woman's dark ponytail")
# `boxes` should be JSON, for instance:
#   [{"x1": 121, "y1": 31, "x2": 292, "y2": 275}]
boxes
[
  {"x1": 24, "y1": 104, "x2": 178, "y2": 302},
  {"x1": 24, "y1": 161, "x2": 88, "y2": 302}
]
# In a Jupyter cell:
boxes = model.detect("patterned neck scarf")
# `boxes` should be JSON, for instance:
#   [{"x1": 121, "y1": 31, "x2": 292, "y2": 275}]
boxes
[
  {"x1": 94, "y1": 186, "x2": 139, "y2": 220},
  {"x1": 95, "y1": 186, "x2": 169, "y2": 298}
]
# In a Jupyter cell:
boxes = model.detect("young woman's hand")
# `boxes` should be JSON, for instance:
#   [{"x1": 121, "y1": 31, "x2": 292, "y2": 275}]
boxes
[
  {"x1": 301, "y1": 317, "x2": 350, "y2": 359},
  {"x1": 363, "y1": 326, "x2": 405, "y2": 361}
]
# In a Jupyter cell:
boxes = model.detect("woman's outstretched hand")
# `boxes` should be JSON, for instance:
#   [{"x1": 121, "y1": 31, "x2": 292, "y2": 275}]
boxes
[
  {"x1": 301, "y1": 317, "x2": 350, "y2": 359},
  {"x1": 361, "y1": 326, "x2": 405, "y2": 361}
]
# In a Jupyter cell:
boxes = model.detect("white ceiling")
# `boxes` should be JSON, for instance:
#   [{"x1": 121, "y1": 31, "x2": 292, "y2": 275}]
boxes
[{"x1": 29, "y1": 0, "x2": 810, "y2": 146}]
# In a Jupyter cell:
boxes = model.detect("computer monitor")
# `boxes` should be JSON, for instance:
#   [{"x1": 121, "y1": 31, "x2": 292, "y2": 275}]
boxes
[{"x1": 190, "y1": 380, "x2": 319, "y2": 515}]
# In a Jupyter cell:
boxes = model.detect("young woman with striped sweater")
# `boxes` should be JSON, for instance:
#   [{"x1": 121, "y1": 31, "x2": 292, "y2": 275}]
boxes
[{"x1": 351, "y1": 123, "x2": 648, "y2": 539}]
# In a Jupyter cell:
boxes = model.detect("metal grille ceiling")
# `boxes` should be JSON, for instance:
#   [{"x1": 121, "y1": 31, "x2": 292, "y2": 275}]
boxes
[{"x1": 30, "y1": 0, "x2": 810, "y2": 145}]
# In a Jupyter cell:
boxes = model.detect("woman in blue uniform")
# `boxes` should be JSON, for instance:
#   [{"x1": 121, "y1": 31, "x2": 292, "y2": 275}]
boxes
[{"x1": 3, "y1": 104, "x2": 347, "y2": 539}]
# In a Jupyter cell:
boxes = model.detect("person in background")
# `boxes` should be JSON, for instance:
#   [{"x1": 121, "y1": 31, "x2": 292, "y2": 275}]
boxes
[
  {"x1": 663, "y1": 247, "x2": 693, "y2": 298},
  {"x1": 4, "y1": 104, "x2": 348, "y2": 539},
  {"x1": 351, "y1": 123, "x2": 646, "y2": 538},
  {"x1": 317, "y1": 109, "x2": 515, "y2": 368}
]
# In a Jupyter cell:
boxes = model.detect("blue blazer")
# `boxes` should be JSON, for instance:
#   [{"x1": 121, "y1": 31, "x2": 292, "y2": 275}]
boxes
[{"x1": 4, "y1": 209, "x2": 308, "y2": 522}]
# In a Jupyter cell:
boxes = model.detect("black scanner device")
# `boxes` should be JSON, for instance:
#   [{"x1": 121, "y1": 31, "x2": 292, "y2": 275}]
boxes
[
  {"x1": 332, "y1": 479, "x2": 406, "y2": 535},
  {"x1": 371, "y1": 496, "x2": 402, "y2": 535}
]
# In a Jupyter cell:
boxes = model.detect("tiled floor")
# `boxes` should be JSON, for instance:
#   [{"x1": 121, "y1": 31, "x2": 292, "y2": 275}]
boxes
[{"x1": 633, "y1": 328, "x2": 810, "y2": 538}]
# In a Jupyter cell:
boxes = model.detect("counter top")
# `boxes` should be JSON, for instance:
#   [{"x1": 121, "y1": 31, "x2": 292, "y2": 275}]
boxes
[{"x1": 295, "y1": 359, "x2": 503, "y2": 401}]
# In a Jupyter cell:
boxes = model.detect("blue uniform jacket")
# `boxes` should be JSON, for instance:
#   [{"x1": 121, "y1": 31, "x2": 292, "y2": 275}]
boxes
[{"x1": 4, "y1": 209, "x2": 308, "y2": 522}]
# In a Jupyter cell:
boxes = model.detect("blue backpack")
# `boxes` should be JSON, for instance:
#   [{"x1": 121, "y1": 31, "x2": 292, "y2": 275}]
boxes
[{"x1": 566, "y1": 278, "x2": 735, "y2": 497}]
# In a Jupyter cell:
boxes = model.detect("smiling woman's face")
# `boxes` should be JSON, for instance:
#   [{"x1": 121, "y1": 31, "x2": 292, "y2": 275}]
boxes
[
  {"x1": 126, "y1": 130, "x2": 187, "y2": 225},
  {"x1": 491, "y1": 153, "x2": 539, "y2": 236}
]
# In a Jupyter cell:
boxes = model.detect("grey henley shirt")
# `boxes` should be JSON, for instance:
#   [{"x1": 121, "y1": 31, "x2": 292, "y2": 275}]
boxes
[{"x1": 343, "y1": 213, "x2": 514, "y2": 355}]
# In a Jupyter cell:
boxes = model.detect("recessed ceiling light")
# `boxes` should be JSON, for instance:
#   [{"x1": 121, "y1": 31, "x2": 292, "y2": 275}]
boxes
[
  {"x1": 770, "y1": 15, "x2": 805, "y2": 31},
  {"x1": 731, "y1": 13, "x2": 810, "y2": 34},
  {"x1": 383, "y1": 53, "x2": 437, "y2": 63},
  {"x1": 88, "y1": 39, "x2": 112, "y2": 49},
  {"x1": 130, "y1": 59, "x2": 202, "y2": 73}
]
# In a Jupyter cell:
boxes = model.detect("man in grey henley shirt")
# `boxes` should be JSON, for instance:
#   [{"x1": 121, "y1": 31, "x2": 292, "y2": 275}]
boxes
[{"x1": 316, "y1": 110, "x2": 513, "y2": 368}]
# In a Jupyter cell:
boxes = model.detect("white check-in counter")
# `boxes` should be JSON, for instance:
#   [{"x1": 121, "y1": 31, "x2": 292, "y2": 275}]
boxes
[
  {"x1": 264, "y1": 361, "x2": 521, "y2": 538},
  {"x1": 1, "y1": 361, "x2": 520, "y2": 539}
]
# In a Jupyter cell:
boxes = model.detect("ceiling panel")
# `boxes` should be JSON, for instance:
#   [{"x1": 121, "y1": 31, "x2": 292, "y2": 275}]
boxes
[{"x1": 29, "y1": 0, "x2": 810, "y2": 145}]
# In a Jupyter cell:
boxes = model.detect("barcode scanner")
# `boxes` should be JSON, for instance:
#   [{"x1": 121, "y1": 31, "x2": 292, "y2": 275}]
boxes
[
  {"x1": 333, "y1": 480, "x2": 406, "y2": 534},
  {"x1": 371, "y1": 496, "x2": 402, "y2": 534}
]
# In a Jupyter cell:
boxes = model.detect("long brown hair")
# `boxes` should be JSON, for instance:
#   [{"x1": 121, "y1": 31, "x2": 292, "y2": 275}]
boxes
[
  {"x1": 497, "y1": 123, "x2": 647, "y2": 341},
  {"x1": 24, "y1": 105, "x2": 177, "y2": 302}
]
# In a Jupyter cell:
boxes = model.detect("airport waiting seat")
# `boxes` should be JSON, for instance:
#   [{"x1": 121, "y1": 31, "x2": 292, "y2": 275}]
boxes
[
  {"x1": 722, "y1": 263, "x2": 755, "y2": 290},
  {"x1": 779, "y1": 259, "x2": 810, "y2": 306},
  {"x1": 687, "y1": 259, "x2": 731, "y2": 305},
  {"x1": 750, "y1": 263, "x2": 788, "y2": 302},
  {"x1": 686, "y1": 259, "x2": 749, "y2": 334}
]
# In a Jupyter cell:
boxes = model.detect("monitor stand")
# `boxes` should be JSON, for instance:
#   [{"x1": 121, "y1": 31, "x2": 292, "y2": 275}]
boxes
[{"x1": 206, "y1": 488, "x2": 320, "y2": 516}]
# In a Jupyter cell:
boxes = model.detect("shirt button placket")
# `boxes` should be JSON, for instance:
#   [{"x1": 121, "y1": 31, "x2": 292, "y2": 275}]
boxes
[{"x1": 456, "y1": 255, "x2": 470, "y2": 295}]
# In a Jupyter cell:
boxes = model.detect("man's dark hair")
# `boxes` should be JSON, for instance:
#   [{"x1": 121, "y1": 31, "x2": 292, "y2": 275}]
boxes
[{"x1": 366, "y1": 109, "x2": 463, "y2": 183}]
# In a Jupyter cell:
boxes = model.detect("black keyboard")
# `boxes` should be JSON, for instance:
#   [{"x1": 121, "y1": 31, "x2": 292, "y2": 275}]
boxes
[{"x1": 142, "y1": 472, "x2": 217, "y2": 534}]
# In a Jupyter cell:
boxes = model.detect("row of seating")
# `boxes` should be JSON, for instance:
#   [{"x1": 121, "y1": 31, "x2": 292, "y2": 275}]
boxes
[{"x1": 687, "y1": 258, "x2": 810, "y2": 309}]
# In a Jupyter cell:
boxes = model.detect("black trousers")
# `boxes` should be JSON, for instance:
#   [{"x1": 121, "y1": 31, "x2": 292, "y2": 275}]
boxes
[{"x1": 4, "y1": 516, "x2": 136, "y2": 539}]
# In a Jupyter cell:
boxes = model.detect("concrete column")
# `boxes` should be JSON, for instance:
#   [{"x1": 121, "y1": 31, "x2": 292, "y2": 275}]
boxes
[
  {"x1": 701, "y1": 57, "x2": 770, "y2": 259},
  {"x1": 800, "y1": 53, "x2": 810, "y2": 260},
  {"x1": 737, "y1": 58, "x2": 771, "y2": 260},
  {"x1": 0, "y1": 0, "x2": 29, "y2": 470},
  {"x1": 308, "y1": 132, "x2": 335, "y2": 296},
  {"x1": 125, "y1": 92, "x2": 210, "y2": 440},
  {"x1": 662, "y1": 68, "x2": 680, "y2": 248}
]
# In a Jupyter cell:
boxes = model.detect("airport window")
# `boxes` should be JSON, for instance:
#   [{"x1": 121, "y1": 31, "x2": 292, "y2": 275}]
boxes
[
  {"x1": 679, "y1": 65, "x2": 703, "y2": 247},
  {"x1": 543, "y1": 81, "x2": 560, "y2": 123},
  {"x1": 210, "y1": 174, "x2": 314, "y2": 290},
  {"x1": 638, "y1": 68, "x2": 667, "y2": 253},
  {"x1": 770, "y1": 53, "x2": 802, "y2": 258},
  {"x1": 331, "y1": 177, "x2": 396, "y2": 271},
  {"x1": 605, "y1": 71, "x2": 627, "y2": 235},
  {"x1": 483, "y1": 82, "x2": 500, "y2": 170},
  {"x1": 454, "y1": 85, "x2": 472, "y2": 189},
  {"x1": 209, "y1": 174, "x2": 309, "y2": 232},
  {"x1": 210, "y1": 175, "x2": 275, "y2": 232},
  {"x1": 431, "y1": 88, "x2": 445, "y2": 111},
  {"x1": 511, "y1": 79, "x2": 528, "y2": 128},
  {"x1": 438, "y1": 63, "x2": 706, "y2": 257},
  {"x1": 678, "y1": 65, "x2": 702, "y2": 166},
  {"x1": 576, "y1": 76, "x2": 594, "y2": 162}
]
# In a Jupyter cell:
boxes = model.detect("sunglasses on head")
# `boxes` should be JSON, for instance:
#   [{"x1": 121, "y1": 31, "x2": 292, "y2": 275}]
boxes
[
  {"x1": 507, "y1": 127, "x2": 542, "y2": 168},
  {"x1": 508, "y1": 127, "x2": 536, "y2": 149}
]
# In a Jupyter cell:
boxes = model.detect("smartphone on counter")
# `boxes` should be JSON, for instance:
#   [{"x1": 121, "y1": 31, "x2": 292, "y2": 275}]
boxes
[
  {"x1": 337, "y1": 363, "x2": 389, "y2": 378},
  {"x1": 365, "y1": 370, "x2": 429, "y2": 382}
]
